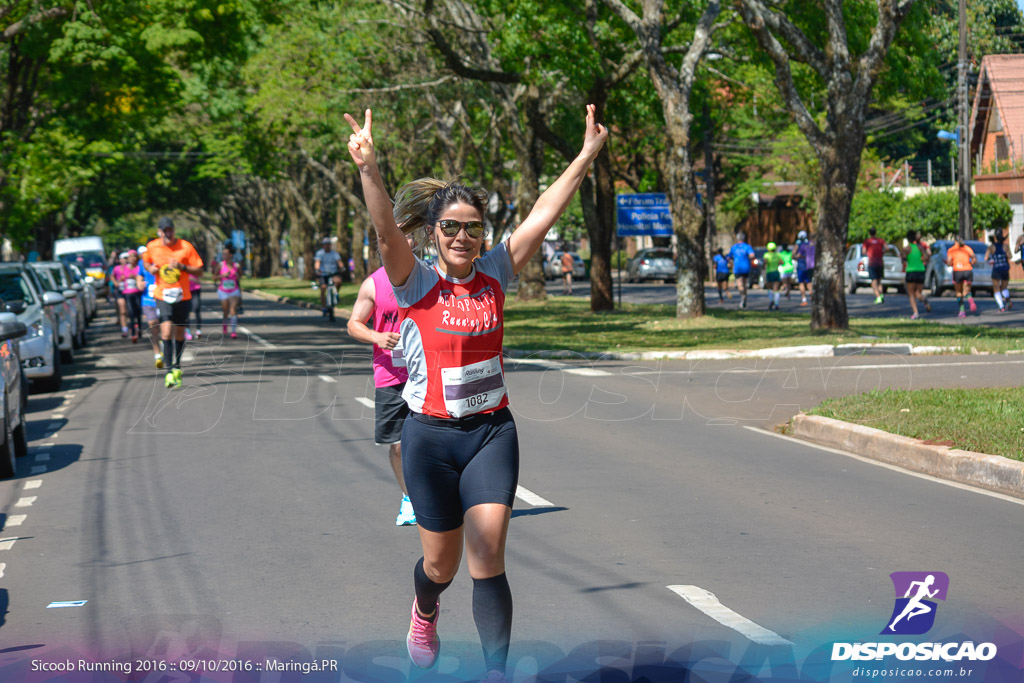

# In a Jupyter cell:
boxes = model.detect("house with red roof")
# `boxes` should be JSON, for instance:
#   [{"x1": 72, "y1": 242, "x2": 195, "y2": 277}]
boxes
[{"x1": 970, "y1": 54, "x2": 1024, "y2": 278}]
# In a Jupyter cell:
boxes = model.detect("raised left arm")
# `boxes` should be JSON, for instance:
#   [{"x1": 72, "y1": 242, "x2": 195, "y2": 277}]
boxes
[{"x1": 506, "y1": 105, "x2": 608, "y2": 275}]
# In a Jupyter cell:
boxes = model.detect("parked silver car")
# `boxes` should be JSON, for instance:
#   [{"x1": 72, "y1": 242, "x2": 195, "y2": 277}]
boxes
[
  {"x1": 544, "y1": 251, "x2": 586, "y2": 280},
  {"x1": 66, "y1": 262, "x2": 98, "y2": 321},
  {"x1": 34, "y1": 261, "x2": 87, "y2": 346},
  {"x1": 844, "y1": 243, "x2": 905, "y2": 294},
  {"x1": 26, "y1": 264, "x2": 79, "y2": 362},
  {"x1": 924, "y1": 240, "x2": 993, "y2": 296},
  {"x1": 0, "y1": 264, "x2": 62, "y2": 392},
  {"x1": 627, "y1": 248, "x2": 676, "y2": 283},
  {"x1": 0, "y1": 311, "x2": 29, "y2": 478}
]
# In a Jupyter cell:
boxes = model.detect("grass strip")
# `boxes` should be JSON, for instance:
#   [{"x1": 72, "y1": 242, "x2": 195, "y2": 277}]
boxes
[
  {"x1": 809, "y1": 387, "x2": 1024, "y2": 460},
  {"x1": 502, "y1": 297, "x2": 1024, "y2": 354}
]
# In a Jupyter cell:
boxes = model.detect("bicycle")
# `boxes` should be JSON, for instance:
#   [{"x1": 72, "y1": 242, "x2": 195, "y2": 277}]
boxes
[{"x1": 321, "y1": 273, "x2": 339, "y2": 322}]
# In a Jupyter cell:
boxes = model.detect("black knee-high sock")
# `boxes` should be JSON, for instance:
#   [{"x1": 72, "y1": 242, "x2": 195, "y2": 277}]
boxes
[
  {"x1": 414, "y1": 557, "x2": 452, "y2": 622},
  {"x1": 174, "y1": 339, "x2": 185, "y2": 369},
  {"x1": 472, "y1": 573, "x2": 512, "y2": 674},
  {"x1": 162, "y1": 339, "x2": 174, "y2": 367}
]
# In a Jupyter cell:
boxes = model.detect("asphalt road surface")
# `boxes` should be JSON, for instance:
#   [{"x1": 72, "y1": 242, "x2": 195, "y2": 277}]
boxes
[{"x1": 0, "y1": 293, "x2": 1022, "y2": 681}]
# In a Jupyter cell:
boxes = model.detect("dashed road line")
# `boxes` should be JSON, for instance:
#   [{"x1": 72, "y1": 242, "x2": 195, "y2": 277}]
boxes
[
  {"x1": 668, "y1": 585, "x2": 793, "y2": 647},
  {"x1": 35, "y1": 453, "x2": 50, "y2": 462},
  {"x1": 0, "y1": 538, "x2": 18, "y2": 550},
  {"x1": 5, "y1": 515, "x2": 26, "y2": 527},
  {"x1": 515, "y1": 486, "x2": 554, "y2": 507},
  {"x1": 238, "y1": 326, "x2": 276, "y2": 349},
  {"x1": 318, "y1": 375, "x2": 337, "y2": 383},
  {"x1": 290, "y1": 359, "x2": 306, "y2": 366},
  {"x1": 24, "y1": 480, "x2": 41, "y2": 490},
  {"x1": 0, "y1": 563, "x2": 5, "y2": 577},
  {"x1": 355, "y1": 397, "x2": 375, "y2": 409},
  {"x1": 47, "y1": 422, "x2": 62, "y2": 431},
  {"x1": 511, "y1": 358, "x2": 612, "y2": 377},
  {"x1": 30, "y1": 466, "x2": 46, "y2": 474},
  {"x1": 15, "y1": 497, "x2": 36, "y2": 508}
]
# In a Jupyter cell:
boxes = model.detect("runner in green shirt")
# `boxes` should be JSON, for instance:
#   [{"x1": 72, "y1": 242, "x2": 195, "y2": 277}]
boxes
[
  {"x1": 778, "y1": 244, "x2": 795, "y2": 300},
  {"x1": 763, "y1": 242, "x2": 784, "y2": 310},
  {"x1": 902, "y1": 229, "x2": 931, "y2": 319}
]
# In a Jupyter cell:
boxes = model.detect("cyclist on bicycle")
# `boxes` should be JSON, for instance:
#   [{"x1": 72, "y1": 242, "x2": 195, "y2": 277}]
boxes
[{"x1": 314, "y1": 237, "x2": 343, "y2": 320}]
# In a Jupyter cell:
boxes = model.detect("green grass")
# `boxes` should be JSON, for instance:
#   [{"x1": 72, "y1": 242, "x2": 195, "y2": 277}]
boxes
[
  {"x1": 809, "y1": 387, "x2": 1024, "y2": 459},
  {"x1": 241, "y1": 276, "x2": 358, "y2": 309},
  {"x1": 501, "y1": 297, "x2": 1024, "y2": 354}
]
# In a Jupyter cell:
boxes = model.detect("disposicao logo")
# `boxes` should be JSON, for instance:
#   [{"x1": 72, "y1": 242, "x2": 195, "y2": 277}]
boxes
[
  {"x1": 882, "y1": 571, "x2": 949, "y2": 636},
  {"x1": 831, "y1": 571, "x2": 998, "y2": 663}
]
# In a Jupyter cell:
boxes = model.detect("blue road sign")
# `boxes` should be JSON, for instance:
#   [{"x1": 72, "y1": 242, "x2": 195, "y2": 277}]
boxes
[{"x1": 616, "y1": 193, "x2": 673, "y2": 237}]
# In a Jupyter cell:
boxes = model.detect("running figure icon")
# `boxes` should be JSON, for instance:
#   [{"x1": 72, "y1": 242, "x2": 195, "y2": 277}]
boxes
[{"x1": 887, "y1": 574, "x2": 939, "y2": 632}]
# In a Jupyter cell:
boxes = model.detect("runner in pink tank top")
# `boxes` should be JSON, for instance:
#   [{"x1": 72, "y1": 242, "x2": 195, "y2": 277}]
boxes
[
  {"x1": 348, "y1": 232, "x2": 418, "y2": 527},
  {"x1": 213, "y1": 246, "x2": 242, "y2": 339}
]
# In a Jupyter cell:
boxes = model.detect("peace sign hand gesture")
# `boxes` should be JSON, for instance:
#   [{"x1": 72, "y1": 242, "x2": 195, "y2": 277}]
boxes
[
  {"x1": 580, "y1": 103, "x2": 609, "y2": 160},
  {"x1": 344, "y1": 109, "x2": 376, "y2": 171}
]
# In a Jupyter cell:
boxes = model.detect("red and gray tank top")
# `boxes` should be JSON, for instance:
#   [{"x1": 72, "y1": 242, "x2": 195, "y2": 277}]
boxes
[{"x1": 392, "y1": 243, "x2": 514, "y2": 419}]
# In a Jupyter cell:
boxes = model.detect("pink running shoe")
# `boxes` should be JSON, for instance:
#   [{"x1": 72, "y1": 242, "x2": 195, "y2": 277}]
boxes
[
  {"x1": 957, "y1": 310, "x2": 966, "y2": 319},
  {"x1": 406, "y1": 599, "x2": 440, "y2": 668},
  {"x1": 968, "y1": 298, "x2": 977, "y2": 313},
  {"x1": 230, "y1": 331, "x2": 237, "y2": 339}
]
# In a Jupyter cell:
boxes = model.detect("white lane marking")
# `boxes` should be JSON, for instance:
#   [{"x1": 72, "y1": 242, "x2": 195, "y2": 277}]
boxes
[
  {"x1": 35, "y1": 453, "x2": 50, "y2": 462},
  {"x1": 238, "y1": 326, "x2": 276, "y2": 349},
  {"x1": 181, "y1": 350, "x2": 196, "y2": 363},
  {"x1": 0, "y1": 538, "x2": 17, "y2": 550},
  {"x1": 0, "y1": 563, "x2": 5, "y2": 577},
  {"x1": 290, "y1": 359, "x2": 306, "y2": 366},
  {"x1": 511, "y1": 358, "x2": 612, "y2": 377},
  {"x1": 15, "y1": 497, "x2": 36, "y2": 508},
  {"x1": 51, "y1": 413, "x2": 65, "y2": 419},
  {"x1": 47, "y1": 601, "x2": 88, "y2": 608},
  {"x1": 355, "y1": 397, "x2": 375, "y2": 409},
  {"x1": 64, "y1": 392, "x2": 77, "y2": 399},
  {"x1": 515, "y1": 486, "x2": 554, "y2": 507},
  {"x1": 47, "y1": 422, "x2": 62, "y2": 431},
  {"x1": 24, "y1": 480, "x2": 42, "y2": 490},
  {"x1": 745, "y1": 426, "x2": 1024, "y2": 508},
  {"x1": 318, "y1": 374, "x2": 337, "y2": 383},
  {"x1": 40, "y1": 442, "x2": 56, "y2": 447},
  {"x1": 31, "y1": 466, "x2": 46, "y2": 474},
  {"x1": 6, "y1": 515, "x2": 27, "y2": 527},
  {"x1": 668, "y1": 585, "x2": 793, "y2": 647}
]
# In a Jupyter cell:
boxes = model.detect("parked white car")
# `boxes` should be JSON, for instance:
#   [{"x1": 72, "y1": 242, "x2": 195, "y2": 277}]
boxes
[
  {"x1": 0, "y1": 264, "x2": 61, "y2": 393},
  {"x1": 27, "y1": 264, "x2": 79, "y2": 362}
]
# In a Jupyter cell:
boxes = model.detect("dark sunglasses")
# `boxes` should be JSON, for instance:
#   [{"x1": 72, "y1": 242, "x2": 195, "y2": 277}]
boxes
[{"x1": 437, "y1": 219, "x2": 485, "y2": 238}]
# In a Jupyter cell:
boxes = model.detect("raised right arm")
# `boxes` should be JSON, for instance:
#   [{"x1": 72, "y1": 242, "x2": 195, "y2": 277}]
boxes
[{"x1": 344, "y1": 109, "x2": 416, "y2": 287}]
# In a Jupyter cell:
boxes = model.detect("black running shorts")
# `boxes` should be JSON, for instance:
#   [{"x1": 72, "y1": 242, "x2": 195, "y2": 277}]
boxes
[
  {"x1": 157, "y1": 299, "x2": 191, "y2": 325},
  {"x1": 401, "y1": 407, "x2": 519, "y2": 532},
  {"x1": 374, "y1": 383, "x2": 410, "y2": 445}
]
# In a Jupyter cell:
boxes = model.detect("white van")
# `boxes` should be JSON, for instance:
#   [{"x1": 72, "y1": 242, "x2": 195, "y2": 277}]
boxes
[{"x1": 53, "y1": 236, "x2": 107, "y2": 289}]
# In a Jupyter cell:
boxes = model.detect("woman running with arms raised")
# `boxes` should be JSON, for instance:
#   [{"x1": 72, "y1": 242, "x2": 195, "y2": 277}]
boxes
[{"x1": 344, "y1": 106, "x2": 606, "y2": 682}]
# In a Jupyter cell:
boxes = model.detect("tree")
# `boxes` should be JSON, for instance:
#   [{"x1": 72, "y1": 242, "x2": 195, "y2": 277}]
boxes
[
  {"x1": 738, "y1": 0, "x2": 920, "y2": 330},
  {"x1": 602, "y1": 0, "x2": 724, "y2": 318}
]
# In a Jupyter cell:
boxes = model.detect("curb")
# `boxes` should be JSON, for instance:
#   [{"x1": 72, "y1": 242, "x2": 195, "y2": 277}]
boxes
[{"x1": 791, "y1": 414, "x2": 1024, "y2": 499}]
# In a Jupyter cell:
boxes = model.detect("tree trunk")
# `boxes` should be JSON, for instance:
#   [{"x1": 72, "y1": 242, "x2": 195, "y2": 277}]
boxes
[
  {"x1": 811, "y1": 134, "x2": 862, "y2": 330},
  {"x1": 664, "y1": 107, "x2": 706, "y2": 318}
]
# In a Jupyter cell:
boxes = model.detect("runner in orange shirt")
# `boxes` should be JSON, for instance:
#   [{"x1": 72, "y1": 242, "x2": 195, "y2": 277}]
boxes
[
  {"x1": 143, "y1": 217, "x2": 205, "y2": 388},
  {"x1": 945, "y1": 235, "x2": 976, "y2": 319}
]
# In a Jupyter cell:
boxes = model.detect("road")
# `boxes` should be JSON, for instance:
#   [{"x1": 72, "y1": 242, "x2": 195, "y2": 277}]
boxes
[{"x1": 0, "y1": 293, "x2": 1022, "y2": 682}]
